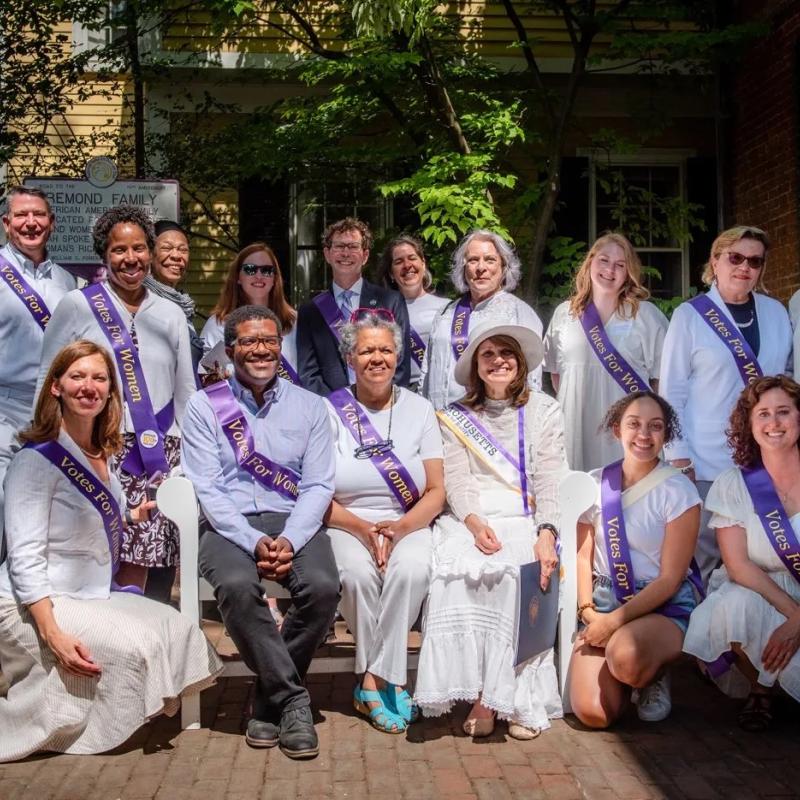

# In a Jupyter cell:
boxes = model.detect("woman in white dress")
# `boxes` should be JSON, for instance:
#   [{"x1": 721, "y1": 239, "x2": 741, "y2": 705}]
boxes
[
  {"x1": 660, "y1": 226, "x2": 792, "y2": 585},
  {"x1": 323, "y1": 311, "x2": 445, "y2": 733},
  {"x1": 419, "y1": 230, "x2": 543, "y2": 410},
  {"x1": 0, "y1": 340, "x2": 221, "y2": 761},
  {"x1": 379, "y1": 235, "x2": 449, "y2": 390},
  {"x1": 200, "y1": 243, "x2": 300, "y2": 385},
  {"x1": 543, "y1": 233, "x2": 668, "y2": 471},
  {"x1": 684, "y1": 375, "x2": 800, "y2": 731},
  {"x1": 415, "y1": 322, "x2": 565, "y2": 740},
  {"x1": 568, "y1": 391, "x2": 700, "y2": 728}
]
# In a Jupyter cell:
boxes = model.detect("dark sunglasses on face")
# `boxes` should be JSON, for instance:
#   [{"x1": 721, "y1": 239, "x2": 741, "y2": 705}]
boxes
[
  {"x1": 724, "y1": 251, "x2": 765, "y2": 270},
  {"x1": 241, "y1": 263, "x2": 276, "y2": 277}
]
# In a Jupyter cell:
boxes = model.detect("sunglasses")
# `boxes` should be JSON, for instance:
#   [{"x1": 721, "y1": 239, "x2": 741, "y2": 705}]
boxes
[
  {"x1": 724, "y1": 251, "x2": 765, "y2": 270},
  {"x1": 241, "y1": 263, "x2": 276, "y2": 277},
  {"x1": 348, "y1": 307, "x2": 396, "y2": 323}
]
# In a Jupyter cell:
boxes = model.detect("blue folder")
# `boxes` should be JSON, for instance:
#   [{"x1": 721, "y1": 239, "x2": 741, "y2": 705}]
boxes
[{"x1": 514, "y1": 561, "x2": 559, "y2": 667}]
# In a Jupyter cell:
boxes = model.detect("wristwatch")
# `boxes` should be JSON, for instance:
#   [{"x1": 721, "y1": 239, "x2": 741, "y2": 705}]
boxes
[{"x1": 536, "y1": 523, "x2": 559, "y2": 540}]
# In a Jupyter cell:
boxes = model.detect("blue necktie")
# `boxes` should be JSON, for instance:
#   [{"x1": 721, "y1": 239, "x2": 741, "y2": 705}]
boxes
[{"x1": 339, "y1": 288, "x2": 354, "y2": 320}]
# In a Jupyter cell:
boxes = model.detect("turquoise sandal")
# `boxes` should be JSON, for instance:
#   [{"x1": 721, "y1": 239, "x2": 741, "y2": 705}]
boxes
[
  {"x1": 353, "y1": 685, "x2": 408, "y2": 734},
  {"x1": 382, "y1": 684, "x2": 420, "y2": 724}
]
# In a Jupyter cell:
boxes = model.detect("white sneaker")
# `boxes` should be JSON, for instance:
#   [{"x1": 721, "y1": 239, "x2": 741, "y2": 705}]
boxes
[{"x1": 635, "y1": 672, "x2": 671, "y2": 722}]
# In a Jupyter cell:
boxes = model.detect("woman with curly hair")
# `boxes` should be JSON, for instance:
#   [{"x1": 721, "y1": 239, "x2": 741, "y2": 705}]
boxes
[
  {"x1": 568, "y1": 391, "x2": 701, "y2": 727},
  {"x1": 200, "y1": 243, "x2": 298, "y2": 384},
  {"x1": 543, "y1": 233, "x2": 668, "y2": 471},
  {"x1": 35, "y1": 205, "x2": 196, "y2": 599},
  {"x1": 683, "y1": 375, "x2": 800, "y2": 731},
  {"x1": 419, "y1": 230, "x2": 543, "y2": 410}
]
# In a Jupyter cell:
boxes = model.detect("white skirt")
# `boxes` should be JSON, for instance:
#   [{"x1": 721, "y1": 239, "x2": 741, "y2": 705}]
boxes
[
  {"x1": 414, "y1": 512, "x2": 562, "y2": 730},
  {"x1": 683, "y1": 565, "x2": 800, "y2": 701},
  {"x1": 0, "y1": 592, "x2": 223, "y2": 761}
]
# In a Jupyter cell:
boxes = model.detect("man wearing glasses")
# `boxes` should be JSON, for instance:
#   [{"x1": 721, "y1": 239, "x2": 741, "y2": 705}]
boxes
[
  {"x1": 181, "y1": 304, "x2": 340, "y2": 759},
  {"x1": 297, "y1": 217, "x2": 411, "y2": 395}
]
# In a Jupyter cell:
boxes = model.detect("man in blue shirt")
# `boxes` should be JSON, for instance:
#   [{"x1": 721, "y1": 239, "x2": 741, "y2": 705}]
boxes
[{"x1": 181, "y1": 305, "x2": 339, "y2": 759}]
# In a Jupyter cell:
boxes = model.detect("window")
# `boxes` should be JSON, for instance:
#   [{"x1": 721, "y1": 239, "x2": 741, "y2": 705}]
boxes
[
  {"x1": 289, "y1": 178, "x2": 391, "y2": 305},
  {"x1": 588, "y1": 153, "x2": 694, "y2": 300}
]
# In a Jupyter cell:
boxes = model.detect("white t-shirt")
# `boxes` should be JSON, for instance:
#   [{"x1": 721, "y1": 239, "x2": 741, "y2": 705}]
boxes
[
  {"x1": 580, "y1": 468, "x2": 700, "y2": 583},
  {"x1": 406, "y1": 292, "x2": 450, "y2": 384},
  {"x1": 326, "y1": 387, "x2": 443, "y2": 518}
]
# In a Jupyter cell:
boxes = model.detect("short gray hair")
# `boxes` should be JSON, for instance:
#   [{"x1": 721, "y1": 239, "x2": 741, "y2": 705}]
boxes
[
  {"x1": 449, "y1": 229, "x2": 522, "y2": 293},
  {"x1": 224, "y1": 305, "x2": 283, "y2": 346},
  {"x1": 339, "y1": 313, "x2": 404, "y2": 360}
]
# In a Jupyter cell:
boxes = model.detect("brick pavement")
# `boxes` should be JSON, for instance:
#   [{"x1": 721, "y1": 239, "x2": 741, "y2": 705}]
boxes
[{"x1": 1, "y1": 658, "x2": 799, "y2": 800}]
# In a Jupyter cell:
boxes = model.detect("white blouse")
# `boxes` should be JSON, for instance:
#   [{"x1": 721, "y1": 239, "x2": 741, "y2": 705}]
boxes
[
  {"x1": 326, "y1": 388, "x2": 443, "y2": 519},
  {"x1": 405, "y1": 293, "x2": 450, "y2": 385},
  {"x1": 580, "y1": 469, "x2": 700, "y2": 583},
  {"x1": 419, "y1": 291, "x2": 543, "y2": 410},
  {"x1": 660, "y1": 284, "x2": 792, "y2": 481},
  {"x1": 0, "y1": 431, "x2": 125, "y2": 604},
  {"x1": 35, "y1": 283, "x2": 196, "y2": 438}
]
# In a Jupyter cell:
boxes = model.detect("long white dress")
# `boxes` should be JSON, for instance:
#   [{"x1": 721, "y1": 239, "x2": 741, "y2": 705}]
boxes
[
  {"x1": 542, "y1": 300, "x2": 667, "y2": 471},
  {"x1": 683, "y1": 467, "x2": 800, "y2": 701},
  {"x1": 0, "y1": 433, "x2": 222, "y2": 761},
  {"x1": 414, "y1": 393, "x2": 567, "y2": 730},
  {"x1": 405, "y1": 292, "x2": 450, "y2": 386}
]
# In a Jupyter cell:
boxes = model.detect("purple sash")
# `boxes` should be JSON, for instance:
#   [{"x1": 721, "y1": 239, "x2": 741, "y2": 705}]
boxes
[
  {"x1": 328, "y1": 388, "x2": 420, "y2": 510},
  {"x1": 580, "y1": 302, "x2": 648, "y2": 394},
  {"x1": 689, "y1": 294, "x2": 763, "y2": 385},
  {"x1": 601, "y1": 460, "x2": 703, "y2": 617},
  {"x1": 742, "y1": 465, "x2": 800, "y2": 586},
  {"x1": 278, "y1": 355, "x2": 301, "y2": 386},
  {"x1": 204, "y1": 380, "x2": 300, "y2": 503},
  {"x1": 409, "y1": 326, "x2": 427, "y2": 369},
  {"x1": 28, "y1": 441, "x2": 142, "y2": 594},
  {"x1": 0, "y1": 254, "x2": 52, "y2": 331},
  {"x1": 448, "y1": 402, "x2": 531, "y2": 517},
  {"x1": 450, "y1": 294, "x2": 471, "y2": 360},
  {"x1": 82, "y1": 285, "x2": 169, "y2": 477},
  {"x1": 313, "y1": 291, "x2": 346, "y2": 344}
]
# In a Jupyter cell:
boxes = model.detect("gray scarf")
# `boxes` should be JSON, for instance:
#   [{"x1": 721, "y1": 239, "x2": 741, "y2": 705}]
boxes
[{"x1": 143, "y1": 275, "x2": 196, "y2": 322}]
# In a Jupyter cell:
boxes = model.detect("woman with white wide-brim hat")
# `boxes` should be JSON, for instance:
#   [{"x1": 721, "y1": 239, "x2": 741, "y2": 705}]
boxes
[{"x1": 414, "y1": 321, "x2": 567, "y2": 740}]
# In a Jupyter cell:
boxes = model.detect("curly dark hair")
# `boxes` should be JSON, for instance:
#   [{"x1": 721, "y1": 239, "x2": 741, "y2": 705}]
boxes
[
  {"x1": 322, "y1": 217, "x2": 373, "y2": 251},
  {"x1": 92, "y1": 204, "x2": 155, "y2": 259},
  {"x1": 601, "y1": 390, "x2": 681, "y2": 445},
  {"x1": 727, "y1": 375, "x2": 800, "y2": 467}
]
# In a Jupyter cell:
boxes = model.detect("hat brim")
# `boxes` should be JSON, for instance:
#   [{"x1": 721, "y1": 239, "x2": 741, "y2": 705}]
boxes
[{"x1": 453, "y1": 323, "x2": 544, "y2": 387}]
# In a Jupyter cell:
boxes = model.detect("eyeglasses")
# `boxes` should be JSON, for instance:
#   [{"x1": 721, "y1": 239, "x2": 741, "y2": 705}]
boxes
[
  {"x1": 349, "y1": 307, "x2": 396, "y2": 323},
  {"x1": 241, "y1": 263, "x2": 276, "y2": 277},
  {"x1": 354, "y1": 440, "x2": 395, "y2": 460},
  {"x1": 330, "y1": 242, "x2": 364, "y2": 253},
  {"x1": 724, "y1": 251, "x2": 765, "y2": 270},
  {"x1": 157, "y1": 244, "x2": 189, "y2": 255},
  {"x1": 235, "y1": 335, "x2": 282, "y2": 350}
]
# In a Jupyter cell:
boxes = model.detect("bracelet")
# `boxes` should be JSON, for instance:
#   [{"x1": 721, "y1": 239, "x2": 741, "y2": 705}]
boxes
[
  {"x1": 124, "y1": 509, "x2": 134, "y2": 526},
  {"x1": 672, "y1": 460, "x2": 694, "y2": 475},
  {"x1": 537, "y1": 523, "x2": 559, "y2": 540},
  {"x1": 577, "y1": 602, "x2": 596, "y2": 623}
]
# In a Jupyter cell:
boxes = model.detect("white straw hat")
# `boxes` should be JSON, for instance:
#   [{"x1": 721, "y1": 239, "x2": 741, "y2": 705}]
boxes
[{"x1": 453, "y1": 322, "x2": 544, "y2": 387}]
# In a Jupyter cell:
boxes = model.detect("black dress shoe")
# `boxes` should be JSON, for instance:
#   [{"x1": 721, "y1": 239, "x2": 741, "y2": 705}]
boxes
[
  {"x1": 245, "y1": 718, "x2": 280, "y2": 748},
  {"x1": 279, "y1": 705, "x2": 319, "y2": 759}
]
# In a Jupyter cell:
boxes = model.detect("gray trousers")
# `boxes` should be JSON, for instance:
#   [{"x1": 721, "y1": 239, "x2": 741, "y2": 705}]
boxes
[
  {"x1": 199, "y1": 512, "x2": 340, "y2": 721},
  {"x1": 695, "y1": 480, "x2": 721, "y2": 588}
]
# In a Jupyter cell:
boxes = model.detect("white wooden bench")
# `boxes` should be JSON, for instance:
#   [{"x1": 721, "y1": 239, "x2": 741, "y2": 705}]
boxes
[{"x1": 158, "y1": 470, "x2": 594, "y2": 729}]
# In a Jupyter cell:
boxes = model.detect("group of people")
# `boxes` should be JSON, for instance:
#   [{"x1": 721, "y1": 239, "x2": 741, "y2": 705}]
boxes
[{"x1": 1, "y1": 183, "x2": 800, "y2": 764}]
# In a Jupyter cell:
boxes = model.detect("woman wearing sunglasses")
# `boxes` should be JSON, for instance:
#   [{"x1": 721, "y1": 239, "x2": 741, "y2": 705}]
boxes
[
  {"x1": 322, "y1": 309, "x2": 445, "y2": 733},
  {"x1": 660, "y1": 226, "x2": 792, "y2": 587},
  {"x1": 201, "y1": 243, "x2": 299, "y2": 384}
]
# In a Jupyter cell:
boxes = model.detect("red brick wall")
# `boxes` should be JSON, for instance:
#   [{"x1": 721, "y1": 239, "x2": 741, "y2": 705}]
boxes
[{"x1": 730, "y1": 0, "x2": 800, "y2": 302}]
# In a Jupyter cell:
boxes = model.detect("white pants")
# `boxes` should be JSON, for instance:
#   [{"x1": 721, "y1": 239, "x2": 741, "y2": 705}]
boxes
[
  {"x1": 0, "y1": 393, "x2": 32, "y2": 562},
  {"x1": 327, "y1": 526, "x2": 431, "y2": 686}
]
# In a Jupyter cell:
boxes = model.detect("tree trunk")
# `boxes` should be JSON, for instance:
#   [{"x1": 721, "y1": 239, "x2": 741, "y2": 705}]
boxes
[{"x1": 125, "y1": 0, "x2": 146, "y2": 178}]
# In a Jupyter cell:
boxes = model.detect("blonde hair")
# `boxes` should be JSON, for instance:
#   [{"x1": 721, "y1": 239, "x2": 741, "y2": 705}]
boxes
[
  {"x1": 701, "y1": 225, "x2": 770, "y2": 291},
  {"x1": 20, "y1": 340, "x2": 124, "y2": 457},
  {"x1": 569, "y1": 232, "x2": 650, "y2": 319}
]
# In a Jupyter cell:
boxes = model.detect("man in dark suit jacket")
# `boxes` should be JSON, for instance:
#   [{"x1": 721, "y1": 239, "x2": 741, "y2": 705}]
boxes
[{"x1": 297, "y1": 217, "x2": 411, "y2": 396}]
